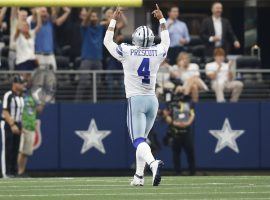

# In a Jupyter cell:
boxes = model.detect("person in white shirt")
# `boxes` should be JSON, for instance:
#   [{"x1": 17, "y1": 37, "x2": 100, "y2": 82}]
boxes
[
  {"x1": 171, "y1": 52, "x2": 208, "y2": 102},
  {"x1": 14, "y1": 9, "x2": 42, "y2": 71},
  {"x1": 8, "y1": 8, "x2": 28, "y2": 70},
  {"x1": 156, "y1": 60, "x2": 175, "y2": 98},
  {"x1": 206, "y1": 48, "x2": 243, "y2": 102}
]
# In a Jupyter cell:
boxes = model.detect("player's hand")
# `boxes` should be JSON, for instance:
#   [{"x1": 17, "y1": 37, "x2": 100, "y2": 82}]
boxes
[
  {"x1": 152, "y1": 4, "x2": 164, "y2": 20},
  {"x1": 11, "y1": 124, "x2": 20, "y2": 135},
  {"x1": 112, "y1": 7, "x2": 122, "y2": 21}
]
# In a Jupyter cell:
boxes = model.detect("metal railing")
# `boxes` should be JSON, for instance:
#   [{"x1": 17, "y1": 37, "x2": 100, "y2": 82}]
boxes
[{"x1": 0, "y1": 69, "x2": 270, "y2": 102}]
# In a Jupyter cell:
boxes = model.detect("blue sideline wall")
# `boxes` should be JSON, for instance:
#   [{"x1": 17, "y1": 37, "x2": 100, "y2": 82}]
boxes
[{"x1": 0, "y1": 102, "x2": 269, "y2": 170}]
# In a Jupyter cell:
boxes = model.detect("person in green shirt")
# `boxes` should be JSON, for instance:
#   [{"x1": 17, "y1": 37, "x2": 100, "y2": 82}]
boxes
[{"x1": 17, "y1": 77, "x2": 44, "y2": 176}]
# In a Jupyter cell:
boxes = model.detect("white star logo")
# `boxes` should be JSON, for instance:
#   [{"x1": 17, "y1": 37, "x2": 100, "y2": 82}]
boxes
[
  {"x1": 75, "y1": 119, "x2": 111, "y2": 154},
  {"x1": 209, "y1": 118, "x2": 245, "y2": 154}
]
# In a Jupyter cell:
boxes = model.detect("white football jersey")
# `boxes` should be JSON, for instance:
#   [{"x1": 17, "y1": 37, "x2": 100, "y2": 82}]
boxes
[
  {"x1": 116, "y1": 43, "x2": 167, "y2": 98},
  {"x1": 104, "y1": 29, "x2": 170, "y2": 98}
]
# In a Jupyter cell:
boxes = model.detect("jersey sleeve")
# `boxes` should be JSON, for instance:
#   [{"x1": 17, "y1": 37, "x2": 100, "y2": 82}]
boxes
[
  {"x1": 2, "y1": 92, "x2": 12, "y2": 110},
  {"x1": 158, "y1": 30, "x2": 170, "y2": 53},
  {"x1": 115, "y1": 43, "x2": 127, "y2": 59},
  {"x1": 156, "y1": 44, "x2": 168, "y2": 61},
  {"x1": 156, "y1": 30, "x2": 170, "y2": 62},
  {"x1": 103, "y1": 30, "x2": 125, "y2": 62}
]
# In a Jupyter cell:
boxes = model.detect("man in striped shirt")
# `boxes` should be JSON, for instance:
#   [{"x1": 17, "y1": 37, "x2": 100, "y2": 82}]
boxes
[{"x1": 1, "y1": 75, "x2": 25, "y2": 178}]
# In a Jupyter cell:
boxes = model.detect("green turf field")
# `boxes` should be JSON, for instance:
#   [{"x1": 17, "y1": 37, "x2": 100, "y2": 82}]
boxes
[{"x1": 0, "y1": 176, "x2": 269, "y2": 200}]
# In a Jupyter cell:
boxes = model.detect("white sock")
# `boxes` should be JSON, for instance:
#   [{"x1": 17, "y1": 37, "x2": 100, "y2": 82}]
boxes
[
  {"x1": 135, "y1": 149, "x2": 146, "y2": 177},
  {"x1": 136, "y1": 142, "x2": 155, "y2": 166}
]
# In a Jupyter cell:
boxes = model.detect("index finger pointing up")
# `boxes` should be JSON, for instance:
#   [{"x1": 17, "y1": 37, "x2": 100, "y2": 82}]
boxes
[{"x1": 156, "y1": 4, "x2": 160, "y2": 10}]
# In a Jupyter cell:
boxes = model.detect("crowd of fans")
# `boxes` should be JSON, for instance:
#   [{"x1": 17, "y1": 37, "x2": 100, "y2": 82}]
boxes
[
  {"x1": 0, "y1": 2, "x2": 244, "y2": 102},
  {"x1": 0, "y1": 7, "x2": 126, "y2": 71}
]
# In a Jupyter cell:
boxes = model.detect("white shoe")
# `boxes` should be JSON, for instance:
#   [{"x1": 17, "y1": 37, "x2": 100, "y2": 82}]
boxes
[
  {"x1": 130, "y1": 174, "x2": 144, "y2": 186},
  {"x1": 150, "y1": 160, "x2": 164, "y2": 186}
]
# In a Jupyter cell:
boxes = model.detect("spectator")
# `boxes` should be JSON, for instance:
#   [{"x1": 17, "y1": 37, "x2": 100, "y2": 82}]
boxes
[
  {"x1": 75, "y1": 9, "x2": 105, "y2": 101},
  {"x1": 171, "y1": 52, "x2": 208, "y2": 102},
  {"x1": 79, "y1": 8, "x2": 105, "y2": 70},
  {"x1": 14, "y1": 9, "x2": 42, "y2": 71},
  {"x1": 0, "y1": 7, "x2": 7, "y2": 27},
  {"x1": 29, "y1": 7, "x2": 71, "y2": 70},
  {"x1": 200, "y1": 2, "x2": 240, "y2": 56},
  {"x1": 206, "y1": 48, "x2": 243, "y2": 103},
  {"x1": 0, "y1": 7, "x2": 7, "y2": 58},
  {"x1": 163, "y1": 6, "x2": 190, "y2": 65},
  {"x1": 17, "y1": 75, "x2": 44, "y2": 177},
  {"x1": 9, "y1": 8, "x2": 27, "y2": 70},
  {"x1": 101, "y1": 8, "x2": 127, "y2": 95},
  {"x1": 162, "y1": 93, "x2": 196, "y2": 176},
  {"x1": 156, "y1": 60, "x2": 175, "y2": 98}
]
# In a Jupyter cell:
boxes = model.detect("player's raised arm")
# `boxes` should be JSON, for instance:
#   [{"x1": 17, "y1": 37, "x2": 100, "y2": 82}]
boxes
[
  {"x1": 152, "y1": 4, "x2": 170, "y2": 51},
  {"x1": 103, "y1": 7, "x2": 123, "y2": 61}
]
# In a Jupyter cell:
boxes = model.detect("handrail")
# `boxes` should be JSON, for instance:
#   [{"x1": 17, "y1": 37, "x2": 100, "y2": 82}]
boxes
[{"x1": 0, "y1": 69, "x2": 270, "y2": 74}]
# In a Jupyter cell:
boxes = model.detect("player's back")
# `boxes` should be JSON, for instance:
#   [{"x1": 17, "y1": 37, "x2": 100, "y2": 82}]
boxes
[{"x1": 119, "y1": 43, "x2": 166, "y2": 98}]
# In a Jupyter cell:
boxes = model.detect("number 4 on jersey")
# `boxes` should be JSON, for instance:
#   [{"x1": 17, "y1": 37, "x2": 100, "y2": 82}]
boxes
[{"x1": 137, "y1": 58, "x2": 150, "y2": 84}]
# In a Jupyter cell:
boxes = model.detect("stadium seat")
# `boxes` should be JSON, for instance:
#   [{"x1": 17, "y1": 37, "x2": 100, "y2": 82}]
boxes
[
  {"x1": 190, "y1": 56, "x2": 201, "y2": 65},
  {"x1": 189, "y1": 45, "x2": 205, "y2": 58},
  {"x1": 188, "y1": 35, "x2": 204, "y2": 46},
  {"x1": 1, "y1": 35, "x2": 10, "y2": 46},
  {"x1": 236, "y1": 56, "x2": 261, "y2": 69},
  {"x1": 74, "y1": 57, "x2": 82, "y2": 70},
  {"x1": 61, "y1": 45, "x2": 71, "y2": 57},
  {"x1": 1, "y1": 46, "x2": 9, "y2": 58},
  {"x1": 0, "y1": 57, "x2": 9, "y2": 70},
  {"x1": 56, "y1": 56, "x2": 71, "y2": 70},
  {"x1": 204, "y1": 57, "x2": 215, "y2": 64}
]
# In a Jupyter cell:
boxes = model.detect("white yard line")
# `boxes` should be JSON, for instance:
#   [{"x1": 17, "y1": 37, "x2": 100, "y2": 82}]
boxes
[
  {"x1": 0, "y1": 176, "x2": 268, "y2": 183},
  {"x1": 0, "y1": 183, "x2": 269, "y2": 189},
  {"x1": 0, "y1": 183, "x2": 267, "y2": 188},
  {"x1": 0, "y1": 191, "x2": 270, "y2": 197},
  {"x1": 0, "y1": 185, "x2": 269, "y2": 192},
  {"x1": 0, "y1": 179, "x2": 129, "y2": 184},
  {"x1": 0, "y1": 179, "x2": 266, "y2": 185}
]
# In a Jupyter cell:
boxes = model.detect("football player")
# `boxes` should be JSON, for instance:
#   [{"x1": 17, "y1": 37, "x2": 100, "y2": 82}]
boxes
[{"x1": 104, "y1": 4, "x2": 170, "y2": 186}]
